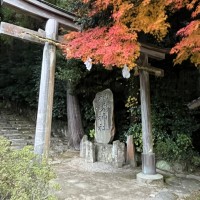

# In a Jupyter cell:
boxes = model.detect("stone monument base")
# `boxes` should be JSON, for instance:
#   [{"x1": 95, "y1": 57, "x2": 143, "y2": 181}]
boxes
[
  {"x1": 136, "y1": 172, "x2": 163, "y2": 185},
  {"x1": 80, "y1": 135, "x2": 125, "y2": 167}
]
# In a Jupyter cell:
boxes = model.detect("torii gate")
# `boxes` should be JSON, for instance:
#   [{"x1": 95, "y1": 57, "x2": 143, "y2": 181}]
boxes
[
  {"x1": 1, "y1": 0, "x2": 169, "y2": 178},
  {"x1": 0, "y1": 0, "x2": 80, "y2": 156}
]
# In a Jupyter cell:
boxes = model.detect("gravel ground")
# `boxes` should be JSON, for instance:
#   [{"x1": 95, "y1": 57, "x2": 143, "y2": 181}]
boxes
[{"x1": 51, "y1": 150, "x2": 200, "y2": 200}]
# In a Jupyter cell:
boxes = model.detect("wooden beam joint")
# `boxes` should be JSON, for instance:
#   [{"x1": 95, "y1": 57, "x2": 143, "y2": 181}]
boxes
[
  {"x1": 138, "y1": 65, "x2": 164, "y2": 77},
  {"x1": 136, "y1": 53, "x2": 164, "y2": 77}
]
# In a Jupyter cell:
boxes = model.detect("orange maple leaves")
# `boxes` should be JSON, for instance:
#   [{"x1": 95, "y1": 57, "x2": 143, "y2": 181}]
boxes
[
  {"x1": 61, "y1": 0, "x2": 200, "y2": 68},
  {"x1": 170, "y1": 0, "x2": 200, "y2": 66},
  {"x1": 62, "y1": 24, "x2": 139, "y2": 69}
]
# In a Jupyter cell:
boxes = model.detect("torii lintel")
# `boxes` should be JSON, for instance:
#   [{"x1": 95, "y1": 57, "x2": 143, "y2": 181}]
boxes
[{"x1": 1, "y1": 0, "x2": 80, "y2": 31}]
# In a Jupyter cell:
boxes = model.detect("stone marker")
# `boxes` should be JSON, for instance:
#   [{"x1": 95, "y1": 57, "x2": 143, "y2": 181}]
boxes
[
  {"x1": 85, "y1": 140, "x2": 95, "y2": 163},
  {"x1": 93, "y1": 89, "x2": 115, "y2": 144},
  {"x1": 126, "y1": 135, "x2": 137, "y2": 167},
  {"x1": 112, "y1": 140, "x2": 125, "y2": 168},
  {"x1": 80, "y1": 135, "x2": 88, "y2": 158},
  {"x1": 96, "y1": 143, "x2": 113, "y2": 163}
]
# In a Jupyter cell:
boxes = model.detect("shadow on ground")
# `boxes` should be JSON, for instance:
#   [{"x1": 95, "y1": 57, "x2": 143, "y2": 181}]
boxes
[{"x1": 52, "y1": 151, "x2": 200, "y2": 200}]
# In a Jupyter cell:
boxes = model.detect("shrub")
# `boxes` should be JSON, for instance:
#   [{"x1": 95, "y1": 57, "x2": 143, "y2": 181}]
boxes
[
  {"x1": 152, "y1": 100, "x2": 199, "y2": 164},
  {"x1": 124, "y1": 97, "x2": 200, "y2": 165},
  {"x1": 89, "y1": 129, "x2": 95, "y2": 139},
  {"x1": 0, "y1": 136, "x2": 58, "y2": 200},
  {"x1": 156, "y1": 134, "x2": 192, "y2": 160}
]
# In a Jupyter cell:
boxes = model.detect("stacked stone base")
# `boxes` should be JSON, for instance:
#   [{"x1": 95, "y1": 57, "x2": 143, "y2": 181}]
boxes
[{"x1": 80, "y1": 135, "x2": 125, "y2": 168}]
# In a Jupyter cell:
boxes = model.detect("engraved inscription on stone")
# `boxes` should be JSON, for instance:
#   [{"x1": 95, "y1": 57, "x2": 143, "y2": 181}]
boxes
[{"x1": 93, "y1": 89, "x2": 115, "y2": 144}]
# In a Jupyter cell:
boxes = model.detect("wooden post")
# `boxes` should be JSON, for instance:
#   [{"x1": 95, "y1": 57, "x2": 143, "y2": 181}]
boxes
[
  {"x1": 34, "y1": 19, "x2": 58, "y2": 156},
  {"x1": 139, "y1": 54, "x2": 156, "y2": 175},
  {"x1": 126, "y1": 135, "x2": 137, "y2": 167}
]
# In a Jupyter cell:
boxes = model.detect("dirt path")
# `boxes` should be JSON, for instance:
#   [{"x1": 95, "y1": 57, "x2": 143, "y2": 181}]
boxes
[{"x1": 52, "y1": 151, "x2": 200, "y2": 200}]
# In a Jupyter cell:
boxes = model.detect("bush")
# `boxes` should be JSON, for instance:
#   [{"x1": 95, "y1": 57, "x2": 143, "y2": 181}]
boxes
[
  {"x1": 152, "y1": 100, "x2": 200, "y2": 164},
  {"x1": 124, "y1": 96, "x2": 200, "y2": 165},
  {"x1": 155, "y1": 136, "x2": 192, "y2": 162},
  {"x1": 89, "y1": 129, "x2": 95, "y2": 139},
  {"x1": 0, "y1": 136, "x2": 58, "y2": 200}
]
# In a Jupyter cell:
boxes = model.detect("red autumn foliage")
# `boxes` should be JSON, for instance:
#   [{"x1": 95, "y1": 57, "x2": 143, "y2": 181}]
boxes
[
  {"x1": 61, "y1": 0, "x2": 200, "y2": 68},
  {"x1": 62, "y1": 23, "x2": 139, "y2": 69}
]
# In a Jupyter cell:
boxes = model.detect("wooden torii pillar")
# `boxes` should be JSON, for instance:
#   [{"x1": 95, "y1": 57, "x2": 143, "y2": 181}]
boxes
[
  {"x1": 137, "y1": 44, "x2": 169, "y2": 176},
  {"x1": 0, "y1": 0, "x2": 79, "y2": 156}
]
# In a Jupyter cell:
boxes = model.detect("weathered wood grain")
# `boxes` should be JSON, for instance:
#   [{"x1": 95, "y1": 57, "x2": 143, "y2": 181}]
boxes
[
  {"x1": 0, "y1": 22, "x2": 45, "y2": 44},
  {"x1": 138, "y1": 66, "x2": 164, "y2": 77},
  {"x1": 140, "y1": 43, "x2": 169, "y2": 60},
  {"x1": 1, "y1": 0, "x2": 80, "y2": 31},
  {"x1": 139, "y1": 53, "x2": 156, "y2": 174},
  {"x1": 34, "y1": 19, "x2": 58, "y2": 156},
  {"x1": 140, "y1": 70, "x2": 153, "y2": 154}
]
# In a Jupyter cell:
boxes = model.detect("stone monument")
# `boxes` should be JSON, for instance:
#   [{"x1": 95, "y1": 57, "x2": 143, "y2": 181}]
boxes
[
  {"x1": 80, "y1": 89, "x2": 125, "y2": 167},
  {"x1": 93, "y1": 89, "x2": 115, "y2": 144}
]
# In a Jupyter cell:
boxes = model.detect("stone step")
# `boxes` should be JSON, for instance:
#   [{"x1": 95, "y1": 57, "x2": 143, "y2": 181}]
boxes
[
  {"x1": 15, "y1": 127, "x2": 35, "y2": 131},
  {"x1": 1, "y1": 127, "x2": 17, "y2": 130},
  {"x1": 1, "y1": 116, "x2": 21, "y2": 120},
  {"x1": 3, "y1": 133, "x2": 22, "y2": 139},
  {"x1": 9, "y1": 120, "x2": 33, "y2": 125},
  {"x1": 8, "y1": 134, "x2": 34, "y2": 140},
  {"x1": 10, "y1": 124, "x2": 33, "y2": 128},
  {"x1": 0, "y1": 125, "x2": 12, "y2": 129},
  {"x1": 0, "y1": 121, "x2": 10, "y2": 125},
  {"x1": 11, "y1": 146, "x2": 28, "y2": 150},
  {"x1": 1, "y1": 129, "x2": 34, "y2": 141},
  {"x1": 10, "y1": 139, "x2": 27, "y2": 146},
  {"x1": 19, "y1": 131, "x2": 35, "y2": 136},
  {"x1": 0, "y1": 129, "x2": 19, "y2": 134},
  {"x1": 0, "y1": 108, "x2": 67, "y2": 154},
  {"x1": 27, "y1": 139, "x2": 34, "y2": 145},
  {"x1": 11, "y1": 146, "x2": 22, "y2": 150},
  {"x1": 12, "y1": 126, "x2": 35, "y2": 130}
]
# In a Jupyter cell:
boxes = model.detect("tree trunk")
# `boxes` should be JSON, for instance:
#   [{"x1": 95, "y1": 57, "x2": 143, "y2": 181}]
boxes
[{"x1": 67, "y1": 81, "x2": 84, "y2": 150}]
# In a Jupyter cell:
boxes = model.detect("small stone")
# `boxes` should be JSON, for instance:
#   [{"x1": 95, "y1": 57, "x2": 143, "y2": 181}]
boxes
[
  {"x1": 49, "y1": 160, "x2": 62, "y2": 165},
  {"x1": 80, "y1": 135, "x2": 88, "y2": 158},
  {"x1": 85, "y1": 140, "x2": 95, "y2": 163},
  {"x1": 112, "y1": 140, "x2": 125, "y2": 168},
  {"x1": 165, "y1": 176, "x2": 181, "y2": 186},
  {"x1": 156, "y1": 160, "x2": 173, "y2": 173},
  {"x1": 149, "y1": 194, "x2": 156, "y2": 197},
  {"x1": 172, "y1": 162, "x2": 186, "y2": 173}
]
